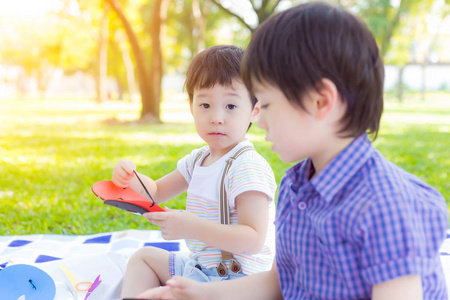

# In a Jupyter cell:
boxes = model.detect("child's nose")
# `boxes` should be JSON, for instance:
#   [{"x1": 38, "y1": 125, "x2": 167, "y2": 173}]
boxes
[{"x1": 210, "y1": 110, "x2": 224, "y2": 124}]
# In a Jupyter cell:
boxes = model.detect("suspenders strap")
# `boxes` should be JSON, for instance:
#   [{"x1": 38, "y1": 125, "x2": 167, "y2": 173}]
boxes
[
  {"x1": 218, "y1": 146, "x2": 254, "y2": 275},
  {"x1": 192, "y1": 145, "x2": 255, "y2": 276},
  {"x1": 219, "y1": 146, "x2": 254, "y2": 225}
]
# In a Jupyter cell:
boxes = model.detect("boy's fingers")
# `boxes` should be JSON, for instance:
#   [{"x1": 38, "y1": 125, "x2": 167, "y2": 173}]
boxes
[
  {"x1": 167, "y1": 276, "x2": 194, "y2": 294},
  {"x1": 111, "y1": 178, "x2": 125, "y2": 188},
  {"x1": 112, "y1": 173, "x2": 132, "y2": 187},
  {"x1": 162, "y1": 207, "x2": 185, "y2": 213},
  {"x1": 121, "y1": 162, "x2": 136, "y2": 175},
  {"x1": 143, "y1": 212, "x2": 166, "y2": 221},
  {"x1": 166, "y1": 276, "x2": 183, "y2": 288},
  {"x1": 137, "y1": 286, "x2": 175, "y2": 299}
]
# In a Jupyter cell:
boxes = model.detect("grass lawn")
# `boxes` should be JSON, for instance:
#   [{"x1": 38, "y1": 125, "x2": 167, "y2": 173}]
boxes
[{"x1": 1, "y1": 92, "x2": 449, "y2": 235}]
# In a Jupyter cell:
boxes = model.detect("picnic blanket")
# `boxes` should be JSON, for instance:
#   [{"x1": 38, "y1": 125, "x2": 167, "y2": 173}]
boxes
[
  {"x1": 0, "y1": 230, "x2": 188, "y2": 300},
  {"x1": 1, "y1": 229, "x2": 449, "y2": 299}
]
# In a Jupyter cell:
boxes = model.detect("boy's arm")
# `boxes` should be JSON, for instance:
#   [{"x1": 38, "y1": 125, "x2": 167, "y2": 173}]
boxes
[
  {"x1": 134, "y1": 170, "x2": 188, "y2": 204},
  {"x1": 137, "y1": 260, "x2": 283, "y2": 300},
  {"x1": 372, "y1": 275, "x2": 423, "y2": 300},
  {"x1": 145, "y1": 190, "x2": 270, "y2": 254},
  {"x1": 197, "y1": 190, "x2": 270, "y2": 254},
  {"x1": 154, "y1": 170, "x2": 189, "y2": 203},
  {"x1": 112, "y1": 159, "x2": 188, "y2": 203}
]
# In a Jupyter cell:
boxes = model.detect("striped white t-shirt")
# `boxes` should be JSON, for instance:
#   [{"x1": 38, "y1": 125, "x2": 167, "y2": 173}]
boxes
[{"x1": 177, "y1": 139, "x2": 277, "y2": 275}]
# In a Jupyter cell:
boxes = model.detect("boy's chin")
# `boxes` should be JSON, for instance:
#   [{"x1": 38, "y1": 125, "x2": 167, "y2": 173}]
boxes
[
  {"x1": 274, "y1": 151, "x2": 290, "y2": 164},
  {"x1": 275, "y1": 149, "x2": 304, "y2": 164}
]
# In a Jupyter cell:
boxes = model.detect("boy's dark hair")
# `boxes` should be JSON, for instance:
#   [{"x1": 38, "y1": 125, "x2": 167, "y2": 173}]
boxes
[
  {"x1": 241, "y1": 2, "x2": 384, "y2": 139},
  {"x1": 185, "y1": 45, "x2": 257, "y2": 107}
]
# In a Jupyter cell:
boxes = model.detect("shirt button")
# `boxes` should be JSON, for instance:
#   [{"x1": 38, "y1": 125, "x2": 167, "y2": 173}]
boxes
[{"x1": 298, "y1": 202, "x2": 307, "y2": 210}]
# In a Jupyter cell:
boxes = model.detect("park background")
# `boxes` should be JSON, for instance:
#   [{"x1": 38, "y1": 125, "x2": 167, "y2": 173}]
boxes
[{"x1": 1, "y1": 0, "x2": 449, "y2": 235}]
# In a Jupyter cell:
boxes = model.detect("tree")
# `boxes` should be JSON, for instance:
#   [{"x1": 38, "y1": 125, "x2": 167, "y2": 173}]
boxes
[
  {"x1": 112, "y1": 29, "x2": 138, "y2": 101},
  {"x1": 97, "y1": 4, "x2": 110, "y2": 103},
  {"x1": 340, "y1": 0, "x2": 438, "y2": 101},
  {"x1": 210, "y1": 0, "x2": 284, "y2": 32},
  {"x1": 149, "y1": 0, "x2": 170, "y2": 122},
  {"x1": 105, "y1": 0, "x2": 168, "y2": 123},
  {"x1": 192, "y1": 0, "x2": 210, "y2": 54},
  {"x1": 0, "y1": 10, "x2": 96, "y2": 99},
  {"x1": 164, "y1": 0, "x2": 216, "y2": 68}
]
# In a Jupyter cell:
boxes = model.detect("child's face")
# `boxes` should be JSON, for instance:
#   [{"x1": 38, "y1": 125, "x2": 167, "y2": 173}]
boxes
[
  {"x1": 191, "y1": 80, "x2": 259, "y2": 155},
  {"x1": 253, "y1": 82, "x2": 325, "y2": 163}
]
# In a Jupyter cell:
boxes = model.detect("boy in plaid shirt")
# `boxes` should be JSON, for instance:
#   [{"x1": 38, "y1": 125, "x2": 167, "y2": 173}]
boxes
[{"x1": 139, "y1": 2, "x2": 448, "y2": 299}]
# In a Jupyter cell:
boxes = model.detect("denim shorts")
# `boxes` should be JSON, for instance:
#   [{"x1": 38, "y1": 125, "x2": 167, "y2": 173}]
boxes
[{"x1": 169, "y1": 252, "x2": 247, "y2": 282}]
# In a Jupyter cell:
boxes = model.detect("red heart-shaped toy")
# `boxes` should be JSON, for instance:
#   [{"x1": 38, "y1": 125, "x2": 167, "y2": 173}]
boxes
[{"x1": 92, "y1": 180, "x2": 165, "y2": 214}]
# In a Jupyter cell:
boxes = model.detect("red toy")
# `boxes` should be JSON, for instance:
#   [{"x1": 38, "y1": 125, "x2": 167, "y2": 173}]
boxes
[{"x1": 92, "y1": 180, "x2": 165, "y2": 214}]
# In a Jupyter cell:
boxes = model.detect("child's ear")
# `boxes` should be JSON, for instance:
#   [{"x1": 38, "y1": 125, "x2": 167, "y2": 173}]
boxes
[
  {"x1": 189, "y1": 101, "x2": 193, "y2": 115},
  {"x1": 313, "y1": 78, "x2": 339, "y2": 120},
  {"x1": 250, "y1": 101, "x2": 261, "y2": 123}
]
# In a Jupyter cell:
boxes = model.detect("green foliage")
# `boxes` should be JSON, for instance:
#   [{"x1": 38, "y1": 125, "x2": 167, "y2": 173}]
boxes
[
  {"x1": 344, "y1": 0, "x2": 437, "y2": 64},
  {"x1": 376, "y1": 94, "x2": 450, "y2": 201},
  {"x1": 1, "y1": 94, "x2": 448, "y2": 235},
  {"x1": 0, "y1": 9, "x2": 97, "y2": 75},
  {"x1": 163, "y1": 0, "x2": 252, "y2": 74}
]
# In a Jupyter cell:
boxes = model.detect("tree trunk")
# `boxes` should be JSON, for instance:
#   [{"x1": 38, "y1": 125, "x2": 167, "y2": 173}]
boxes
[
  {"x1": 210, "y1": 0, "x2": 255, "y2": 32},
  {"x1": 121, "y1": 46, "x2": 137, "y2": 102},
  {"x1": 115, "y1": 30, "x2": 137, "y2": 102},
  {"x1": 105, "y1": 0, "x2": 157, "y2": 122},
  {"x1": 380, "y1": 0, "x2": 410, "y2": 58},
  {"x1": 397, "y1": 66, "x2": 404, "y2": 103},
  {"x1": 36, "y1": 61, "x2": 55, "y2": 101},
  {"x1": 421, "y1": 62, "x2": 426, "y2": 102},
  {"x1": 192, "y1": 0, "x2": 209, "y2": 55},
  {"x1": 96, "y1": 5, "x2": 109, "y2": 103},
  {"x1": 211, "y1": 0, "x2": 282, "y2": 32},
  {"x1": 145, "y1": 0, "x2": 169, "y2": 122}
]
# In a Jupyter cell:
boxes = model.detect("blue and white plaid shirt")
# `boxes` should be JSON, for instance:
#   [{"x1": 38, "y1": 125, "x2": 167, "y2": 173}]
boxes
[{"x1": 275, "y1": 134, "x2": 448, "y2": 299}]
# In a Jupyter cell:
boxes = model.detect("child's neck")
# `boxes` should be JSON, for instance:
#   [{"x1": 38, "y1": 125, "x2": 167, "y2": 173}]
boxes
[
  {"x1": 202, "y1": 141, "x2": 242, "y2": 167},
  {"x1": 310, "y1": 136, "x2": 355, "y2": 179}
]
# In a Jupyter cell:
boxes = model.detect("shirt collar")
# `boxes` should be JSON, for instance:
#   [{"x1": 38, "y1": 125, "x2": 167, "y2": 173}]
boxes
[
  {"x1": 310, "y1": 134, "x2": 374, "y2": 202},
  {"x1": 284, "y1": 158, "x2": 314, "y2": 192}
]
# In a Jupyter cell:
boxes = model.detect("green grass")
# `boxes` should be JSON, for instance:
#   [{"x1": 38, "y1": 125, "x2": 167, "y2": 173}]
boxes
[{"x1": 1, "y1": 93, "x2": 449, "y2": 235}]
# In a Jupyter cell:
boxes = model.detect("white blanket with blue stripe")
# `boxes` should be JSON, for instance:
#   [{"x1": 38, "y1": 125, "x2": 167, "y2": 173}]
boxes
[
  {"x1": 0, "y1": 230, "x2": 188, "y2": 300},
  {"x1": 1, "y1": 229, "x2": 449, "y2": 299}
]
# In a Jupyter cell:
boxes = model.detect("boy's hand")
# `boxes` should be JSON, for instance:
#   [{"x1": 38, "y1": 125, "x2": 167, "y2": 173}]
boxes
[
  {"x1": 112, "y1": 159, "x2": 136, "y2": 188},
  {"x1": 136, "y1": 285, "x2": 175, "y2": 299},
  {"x1": 143, "y1": 209, "x2": 201, "y2": 240},
  {"x1": 137, "y1": 276, "x2": 209, "y2": 300}
]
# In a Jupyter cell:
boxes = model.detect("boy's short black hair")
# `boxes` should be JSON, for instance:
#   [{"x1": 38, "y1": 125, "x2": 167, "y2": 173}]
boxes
[
  {"x1": 241, "y1": 2, "x2": 384, "y2": 139},
  {"x1": 185, "y1": 45, "x2": 257, "y2": 107}
]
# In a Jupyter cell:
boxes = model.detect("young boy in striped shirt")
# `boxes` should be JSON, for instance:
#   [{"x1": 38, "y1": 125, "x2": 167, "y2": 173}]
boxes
[
  {"x1": 138, "y1": 2, "x2": 449, "y2": 300},
  {"x1": 112, "y1": 45, "x2": 277, "y2": 299}
]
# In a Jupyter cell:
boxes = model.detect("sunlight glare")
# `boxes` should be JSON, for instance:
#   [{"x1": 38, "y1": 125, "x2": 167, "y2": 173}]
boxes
[{"x1": 0, "y1": 0, "x2": 62, "y2": 17}]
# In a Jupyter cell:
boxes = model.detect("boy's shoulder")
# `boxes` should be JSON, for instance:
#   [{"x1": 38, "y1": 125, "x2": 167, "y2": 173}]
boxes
[
  {"x1": 181, "y1": 140, "x2": 272, "y2": 171},
  {"x1": 365, "y1": 151, "x2": 436, "y2": 193},
  {"x1": 352, "y1": 151, "x2": 448, "y2": 257},
  {"x1": 189, "y1": 145, "x2": 209, "y2": 163},
  {"x1": 359, "y1": 150, "x2": 446, "y2": 212}
]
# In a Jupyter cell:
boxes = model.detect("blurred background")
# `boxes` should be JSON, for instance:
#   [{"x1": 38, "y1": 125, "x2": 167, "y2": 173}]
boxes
[
  {"x1": 1, "y1": 0, "x2": 449, "y2": 235},
  {"x1": 1, "y1": 0, "x2": 450, "y2": 116}
]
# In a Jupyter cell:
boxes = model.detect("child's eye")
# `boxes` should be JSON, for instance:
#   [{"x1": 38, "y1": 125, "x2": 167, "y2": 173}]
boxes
[
  {"x1": 261, "y1": 104, "x2": 269, "y2": 109},
  {"x1": 200, "y1": 103, "x2": 210, "y2": 109},
  {"x1": 226, "y1": 104, "x2": 237, "y2": 110}
]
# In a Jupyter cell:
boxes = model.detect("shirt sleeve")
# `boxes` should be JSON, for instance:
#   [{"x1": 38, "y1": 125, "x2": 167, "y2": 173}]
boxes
[
  {"x1": 226, "y1": 151, "x2": 277, "y2": 208},
  {"x1": 359, "y1": 180, "x2": 448, "y2": 285},
  {"x1": 177, "y1": 146, "x2": 207, "y2": 184}
]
